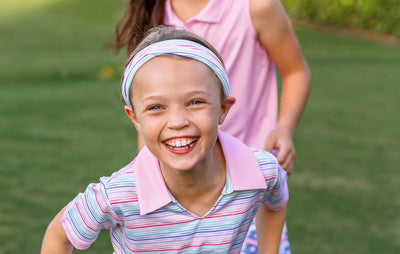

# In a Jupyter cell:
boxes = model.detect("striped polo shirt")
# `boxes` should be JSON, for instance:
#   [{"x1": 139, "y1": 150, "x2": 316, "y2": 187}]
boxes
[{"x1": 61, "y1": 131, "x2": 288, "y2": 253}]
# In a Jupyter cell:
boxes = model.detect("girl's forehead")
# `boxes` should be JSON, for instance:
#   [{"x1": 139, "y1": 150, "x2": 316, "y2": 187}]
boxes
[{"x1": 131, "y1": 56, "x2": 223, "y2": 98}]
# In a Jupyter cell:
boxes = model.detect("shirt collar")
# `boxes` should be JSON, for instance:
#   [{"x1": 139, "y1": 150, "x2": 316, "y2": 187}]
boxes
[
  {"x1": 134, "y1": 131, "x2": 267, "y2": 215},
  {"x1": 164, "y1": 0, "x2": 227, "y2": 26}
]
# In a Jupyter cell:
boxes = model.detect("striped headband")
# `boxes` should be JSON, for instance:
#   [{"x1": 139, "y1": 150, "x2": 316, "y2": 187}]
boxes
[{"x1": 121, "y1": 39, "x2": 230, "y2": 107}]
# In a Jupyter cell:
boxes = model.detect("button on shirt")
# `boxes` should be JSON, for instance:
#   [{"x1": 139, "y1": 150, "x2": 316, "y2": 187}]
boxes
[{"x1": 61, "y1": 131, "x2": 288, "y2": 253}]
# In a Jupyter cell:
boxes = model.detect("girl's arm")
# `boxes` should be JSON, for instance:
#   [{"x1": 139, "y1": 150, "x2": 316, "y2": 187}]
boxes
[
  {"x1": 41, "y1": 207, "x2": 73, "y2": 254},
  {"x1": 250, "y1": 0, "x2": 311, "y2": 174},
  {"x1": 255, "y1": 205, "x2": 287, "y2": 254}
]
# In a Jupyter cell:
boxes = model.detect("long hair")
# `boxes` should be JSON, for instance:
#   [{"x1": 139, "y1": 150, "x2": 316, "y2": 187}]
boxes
[{"x1": 112, "y1": 0, "x2": 166, "y2": 54}]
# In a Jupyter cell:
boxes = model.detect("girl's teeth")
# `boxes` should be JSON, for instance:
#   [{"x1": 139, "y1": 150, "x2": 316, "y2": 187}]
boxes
[{"x1": 166, "y1": 138, "x2": 195, "y2": 148}]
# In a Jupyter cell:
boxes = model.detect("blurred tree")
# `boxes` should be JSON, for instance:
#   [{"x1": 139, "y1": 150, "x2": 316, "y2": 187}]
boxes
[{"x1": 281, "y1": 0, "x2": 400, "y2": 37}]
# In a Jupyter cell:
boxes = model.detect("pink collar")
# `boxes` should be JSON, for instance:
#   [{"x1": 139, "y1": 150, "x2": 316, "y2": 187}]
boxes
[
  {"x1": 164, "y1": 0, "x2": 228, "y2": 26},
  {"x1": 134, "y1": 131, "x2": 267, "y2": 215}
]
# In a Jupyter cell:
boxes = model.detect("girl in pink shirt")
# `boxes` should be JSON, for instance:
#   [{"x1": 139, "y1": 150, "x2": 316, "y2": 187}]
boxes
[{"x1": 112, "y1": 0, "x2": 310, "y2": 253}]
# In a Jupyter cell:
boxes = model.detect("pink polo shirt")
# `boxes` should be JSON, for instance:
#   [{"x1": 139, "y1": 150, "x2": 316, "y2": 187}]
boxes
[
  {"x1": 61, "y1": 131, "x2": 288, "y2": 253},
  {"x1": 164, "y1": 0, "x2": 278, "y2": 149}
]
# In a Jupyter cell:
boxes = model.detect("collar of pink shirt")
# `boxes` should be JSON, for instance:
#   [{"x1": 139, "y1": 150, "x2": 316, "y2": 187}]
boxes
[
  {"x1": 164, "y1": 0, "x2": 229, "y2": 26},
  {"x1": 134, "y1": 131, "x2": 267, "y2": 215}
]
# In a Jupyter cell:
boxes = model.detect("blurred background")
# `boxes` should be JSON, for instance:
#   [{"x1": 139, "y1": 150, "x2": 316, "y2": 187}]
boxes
[{"x1": 0, "y1": 0, "x2": 399, "y2": 253}]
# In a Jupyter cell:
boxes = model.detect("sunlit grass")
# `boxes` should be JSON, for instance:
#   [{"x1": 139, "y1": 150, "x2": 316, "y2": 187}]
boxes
[{"x1": 0, "y1": 0, "x2": 64, "y2": 22}]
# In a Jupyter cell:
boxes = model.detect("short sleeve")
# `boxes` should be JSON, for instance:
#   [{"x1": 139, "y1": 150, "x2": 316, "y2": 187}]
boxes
[
  {"x1": 262, "y1": 164, "x2": 288, "y2": 211},
  {"x1": 253, "y1": 149, "x2": 289, "y2": 211},
  {"x1": 61, "y1": 182, "x2": 122, "y2": 250}
]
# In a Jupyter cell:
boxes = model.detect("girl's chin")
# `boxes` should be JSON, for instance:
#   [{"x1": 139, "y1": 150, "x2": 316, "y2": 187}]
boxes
[{"x1": 160, "y1": 160, "x2": 199, "y2": 173}]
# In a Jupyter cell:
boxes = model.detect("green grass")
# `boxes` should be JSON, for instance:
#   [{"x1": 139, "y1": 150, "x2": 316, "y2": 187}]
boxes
[
  {"x1": 1, "y1": 1, "x2": 399, "y2": 253},
  {"x1": 288, "y1": 29, "x2": 400, "y2": 253}
]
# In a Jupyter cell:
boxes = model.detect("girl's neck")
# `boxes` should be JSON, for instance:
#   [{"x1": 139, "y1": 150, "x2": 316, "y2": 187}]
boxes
[
  {"x1": 170, "y1": 0, "x2": 210, "y2": 23},
  {"x1": 161, "y1": 141, "x2": 226, "y2": 216}
]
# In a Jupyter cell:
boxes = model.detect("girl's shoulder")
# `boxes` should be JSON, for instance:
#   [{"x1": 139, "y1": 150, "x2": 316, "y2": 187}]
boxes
[
  {"x1": 249, "y1": 147, "x2": 283, "y2": 187},
  {"x1": 249, "y1": 0, "x2": 278, "y2": 16},
  {"x1": 100, "y1": 159, "x2": 137, "y2": 185},
  {"x1": 249, "y1": 147, "x2": 278, "y2": 166},
  {"x1": 97, "y1": 159, "x2": 139, "y2": 208}
]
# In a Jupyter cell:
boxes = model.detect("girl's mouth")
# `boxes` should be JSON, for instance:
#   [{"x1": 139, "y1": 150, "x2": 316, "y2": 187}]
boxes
[{"x1": 163, "y1": 137, "x2": 198, "y2": 151}]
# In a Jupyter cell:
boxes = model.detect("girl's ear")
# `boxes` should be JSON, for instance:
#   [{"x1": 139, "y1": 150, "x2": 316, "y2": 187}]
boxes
[
  {"x1": 124, "y1": 105, "x2": 141, "y2": 131},
  {"x1": 218, "y1": 96, "x2": 236, "y2": 124}
]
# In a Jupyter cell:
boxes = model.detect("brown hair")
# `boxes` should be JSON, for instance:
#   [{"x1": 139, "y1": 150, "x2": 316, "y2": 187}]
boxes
[
  {"x1": 112, "y1": 0, "x2": 166, "y2": 54},
  {"x1": 121, "y1": 26, "x2": 226, "y2": 106}
]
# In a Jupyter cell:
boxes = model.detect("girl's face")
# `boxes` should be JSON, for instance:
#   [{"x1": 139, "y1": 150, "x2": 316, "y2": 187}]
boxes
[{"x1": 125, "y1": 56, "x2": 234, "y2": 173}]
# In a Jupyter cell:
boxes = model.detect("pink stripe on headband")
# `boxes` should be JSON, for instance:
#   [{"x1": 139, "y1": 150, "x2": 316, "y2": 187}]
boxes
[{"x1": 121, "y1": 39, "x2": 230, "y2": 107}]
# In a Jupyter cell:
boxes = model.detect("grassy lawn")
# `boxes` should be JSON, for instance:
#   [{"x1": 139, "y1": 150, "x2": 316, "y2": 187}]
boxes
[
  {"x1": 288, "y1": 29, "x2": 400, "y2": 253},
  {"x1": 1, "y1": 0, "x2": 399, "y2": 253}
]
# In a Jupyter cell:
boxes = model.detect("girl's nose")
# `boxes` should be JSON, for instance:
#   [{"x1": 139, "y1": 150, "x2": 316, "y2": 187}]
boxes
[{"x1": 166, "y1": 110, "x2": 190, "y2": 129}]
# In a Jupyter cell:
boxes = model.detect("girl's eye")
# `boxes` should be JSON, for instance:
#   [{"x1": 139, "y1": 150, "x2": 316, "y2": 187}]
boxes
[
  {"x1": 148, "y1": 105, "x2": 162, "y2": 110},
  {"x1": 190, "y1": 100, "x2": 204, "y2": 105}
]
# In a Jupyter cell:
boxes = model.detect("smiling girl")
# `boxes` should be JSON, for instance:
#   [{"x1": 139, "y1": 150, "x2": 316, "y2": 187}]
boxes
[{"x1": 41, "y1": 26, "x2": 288, "y2": 254}]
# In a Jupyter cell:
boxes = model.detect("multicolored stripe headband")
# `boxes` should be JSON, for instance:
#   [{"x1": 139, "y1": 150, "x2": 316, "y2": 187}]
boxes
[{"x1": 121, "y1": 39, "x2": 230, "y2": 107}]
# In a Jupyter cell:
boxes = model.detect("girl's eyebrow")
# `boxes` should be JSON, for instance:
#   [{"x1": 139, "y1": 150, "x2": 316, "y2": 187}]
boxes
[
  {"x1": 141, "y1": 90, "x2": 211, "y2": 101},
  {"x1": 141, "y1": 94, "x2": 164, "y2": 100},
  {"x1": 184, "y1": 90, "x2": 211, "y2": 97},
  {"x1": 139, "y1": 95, "x2": 164, "y2": 105}
]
